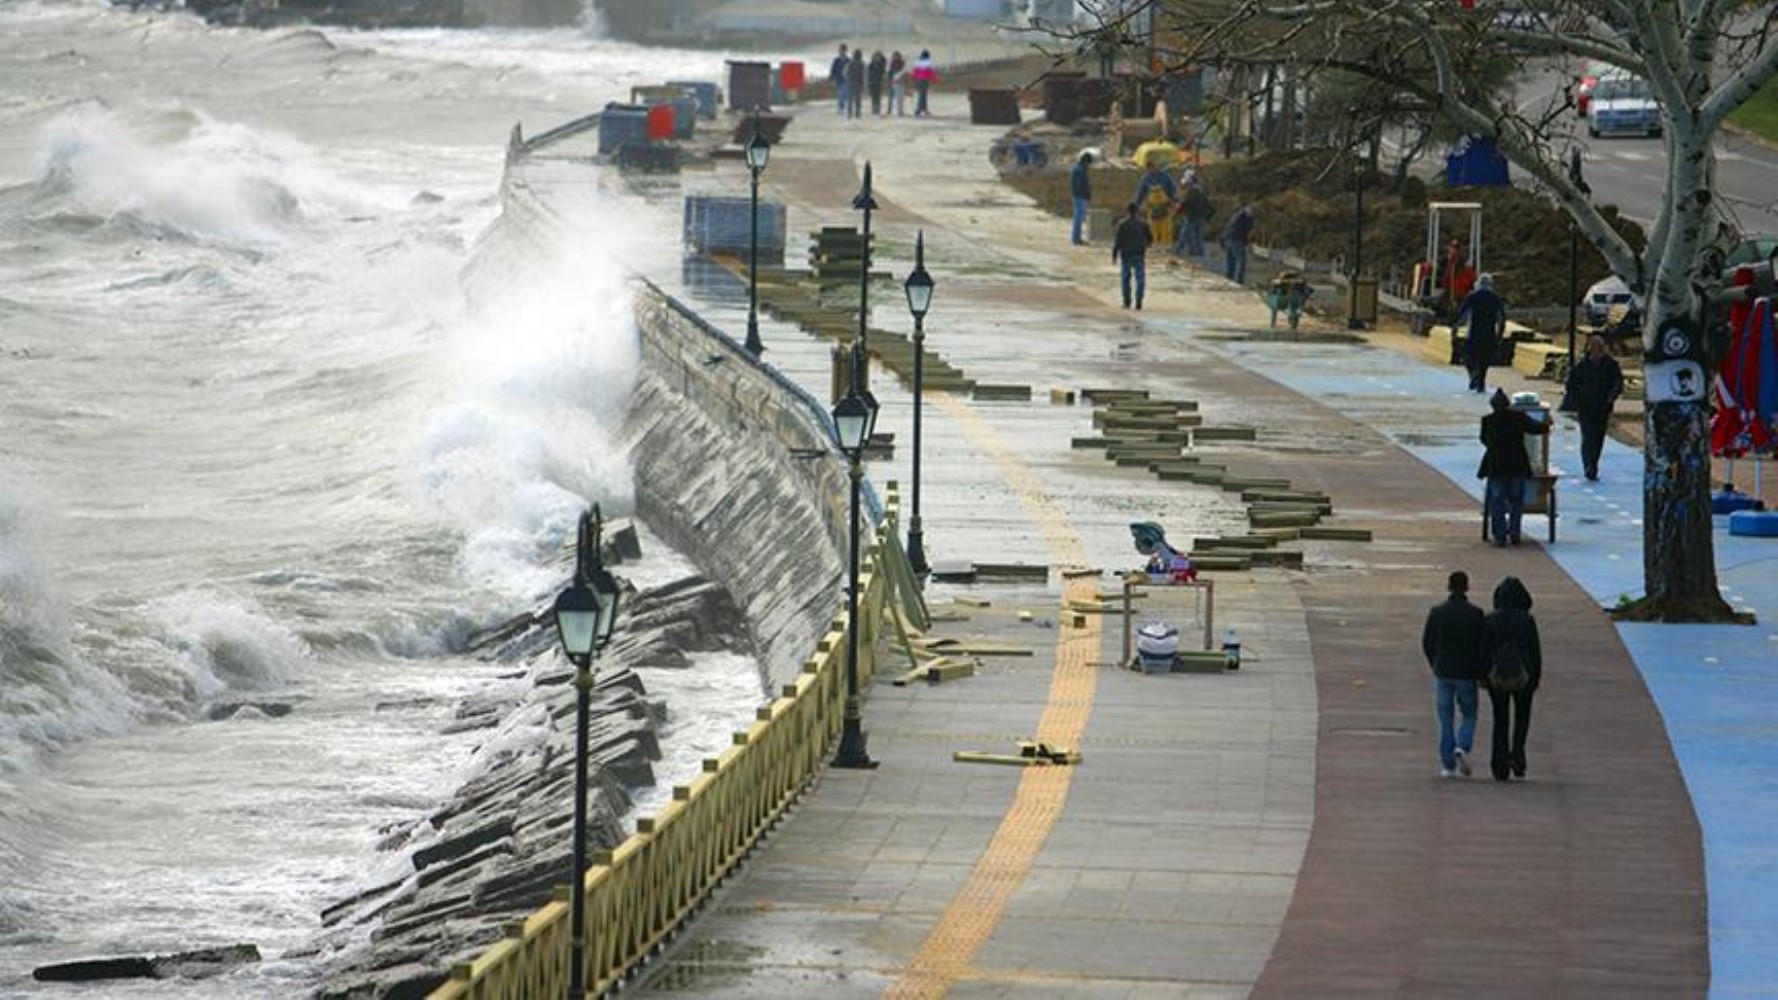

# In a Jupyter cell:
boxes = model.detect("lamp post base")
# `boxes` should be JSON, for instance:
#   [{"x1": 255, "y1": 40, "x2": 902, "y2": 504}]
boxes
[
  {"x1": 1346, "y1": 316, "x2": 1366, "y2": 331},
  {"x1": 745, "y1": 317, "x2": 763, "y2": 356},
  {"x1": 906, "y1": 517, "x2": 929, "y2": 577},
  {"x1": 833, "y1": 700, "x2": 878, "y2": 770}
]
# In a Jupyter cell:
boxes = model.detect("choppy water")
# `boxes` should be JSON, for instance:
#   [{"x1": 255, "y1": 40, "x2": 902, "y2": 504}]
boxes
[{"x1": 0, "y1": 3, "x2": 755, "y2": 994}]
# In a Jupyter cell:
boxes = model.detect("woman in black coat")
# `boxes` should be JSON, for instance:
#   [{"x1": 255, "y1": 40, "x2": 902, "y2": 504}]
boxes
[{"x1": 1483, "y1": 576, "x2": 1542, "y2": 781}]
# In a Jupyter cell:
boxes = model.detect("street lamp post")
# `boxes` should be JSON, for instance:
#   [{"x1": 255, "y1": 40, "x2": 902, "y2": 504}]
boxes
[
  {"x1": 853, "y1": 162, "x2": 878, "y2": 358},
  {"x1": 744, "y1": 123, "x2": 771, "y2": 356},
  {"x1": 556, "y1": 507, "x2": 622, "y2": 1000},
  {"x1": 1567, "y1": 147, "x2": 1591, "y2": 366},
  {"x1": 1347, "y1": 157, "x2": 1366, "y2": 331},
  {"x1": 903, "y1": 231, "x2": 935, "y2": 576},
  {"x1": 831, "y1": 386, "x2": 880, "y2": 770}
]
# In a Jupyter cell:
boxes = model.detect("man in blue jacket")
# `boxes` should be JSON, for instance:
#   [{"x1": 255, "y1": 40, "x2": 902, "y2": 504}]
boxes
[
  {"x1": 1070, "y1": 151, "x2": 1093, "y2": 245},
  {"x1": 1421, "y1": 570, "x2": 1487, "y2": 778}
]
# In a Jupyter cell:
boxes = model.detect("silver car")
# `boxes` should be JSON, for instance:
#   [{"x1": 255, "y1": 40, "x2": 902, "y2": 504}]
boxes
[{"x1": 1588, "y1": 76, "x2": 1662, "y2": 138}]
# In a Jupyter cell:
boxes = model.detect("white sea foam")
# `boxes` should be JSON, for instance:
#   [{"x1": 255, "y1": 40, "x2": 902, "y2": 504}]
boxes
[
  {"x1": 417, "y1": 217, "x2": 641, "y2": 603},
  {"x1": 30, "y1": 102, "x2": 396, "y2": 246}
]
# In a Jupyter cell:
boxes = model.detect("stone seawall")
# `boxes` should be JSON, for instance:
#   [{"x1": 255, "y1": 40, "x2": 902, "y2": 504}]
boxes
[
  {"x1": 626, "y1": 288, "x2": 851, "y2": 688},
  {"x1": 315, "y1": 147, "x2": 854, "y2": 998}
]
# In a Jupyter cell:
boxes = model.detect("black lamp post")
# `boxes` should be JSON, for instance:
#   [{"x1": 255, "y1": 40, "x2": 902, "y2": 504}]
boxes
[
  {"x1": 903, "y1": 231, "x2": 935, "y2": 576},
  {"x1": 744, "y1": 123, "x2": 770, "y2": 356},
  {"x1": 557, "y1": 507, "x2": 622, "y2": 1000},
  {"x1": 831, "y1": 387, "x2": 880, "y2": 770},
  {"x1": 1347, "y1": 126, "x2": 1366, "y2": 330},
  {"x1": 1566, "y1": 147, "x2": 1590, "y2": 366},
  {"x1": 853, "y1": 162, "x2": 878, "y2": 359}
]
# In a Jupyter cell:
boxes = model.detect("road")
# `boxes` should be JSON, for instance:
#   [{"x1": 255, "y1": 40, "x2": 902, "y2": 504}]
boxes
[{"x1": 1519, "y1": 67, "x2": 1778, "y2": 237}]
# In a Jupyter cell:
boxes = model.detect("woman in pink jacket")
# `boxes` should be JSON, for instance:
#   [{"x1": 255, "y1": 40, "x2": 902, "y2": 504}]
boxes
[{"x1": 910, "y1": 50, "x2": 936, "y2": 117}]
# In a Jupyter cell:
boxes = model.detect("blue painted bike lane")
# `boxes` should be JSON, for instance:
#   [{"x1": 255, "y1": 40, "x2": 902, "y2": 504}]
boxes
[{"x1": 1195, "y1": 330, "x2": 1778, "y2": 997}]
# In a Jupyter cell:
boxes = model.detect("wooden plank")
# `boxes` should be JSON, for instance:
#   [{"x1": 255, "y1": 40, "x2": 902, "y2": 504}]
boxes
[{"x1": 1298, "y1": 525, "x2": 1375, "y2": 541}]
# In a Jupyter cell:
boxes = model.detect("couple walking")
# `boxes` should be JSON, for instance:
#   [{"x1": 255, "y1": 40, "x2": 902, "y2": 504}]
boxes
[{"x1": 1421, "y1": 571, "x2": 1542, "y2": 782}]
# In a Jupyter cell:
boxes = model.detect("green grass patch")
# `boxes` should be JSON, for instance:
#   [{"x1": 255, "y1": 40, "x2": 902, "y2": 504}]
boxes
[{"x1": 1729, "y1": 78, "x2": 1778, "y2": 144}]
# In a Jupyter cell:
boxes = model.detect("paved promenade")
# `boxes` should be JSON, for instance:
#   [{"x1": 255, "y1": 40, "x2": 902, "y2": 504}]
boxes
[{"x1": 542, "y1": 81, "x2": 1778, "y2": 997}]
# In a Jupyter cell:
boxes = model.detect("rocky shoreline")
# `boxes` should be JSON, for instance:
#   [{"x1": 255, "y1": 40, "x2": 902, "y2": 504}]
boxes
[{"x1": 310, "y1": 569, "x2": 752, "y2": 999}]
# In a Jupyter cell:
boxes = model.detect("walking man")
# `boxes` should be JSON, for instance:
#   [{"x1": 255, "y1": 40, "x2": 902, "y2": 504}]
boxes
[
  {"x1": 1220, "y1": 203, "x2": 1255, "y2": 284},
  {"x1": 830, "y1": 44, "x2": 850, "y2": 117},
  {"x1": 1112, "y1": 202, "x2": 1152, "y2": 310},
  {"x1": 1564, "y1": 333, "x2": 1623, "y2": 480},
  {"x1": 1175, "y1": 174, "x2": 1212, "y2": 258},
  {"x1": 1422, "y1": 570, "x2": 1486, "y2": 778},
  {"x1": 846, "y1": 47, "x2": 865, "y2": 119},
  {"x1": 1455, "y1": 273, "x2": 1507, "y2": 393},
  {"x1": 1070, "y1": 151, "x2": 1093, "y2": 246},
  {"x1": 1478, "y1": 388, "x2": 1551, "y2": 546}
]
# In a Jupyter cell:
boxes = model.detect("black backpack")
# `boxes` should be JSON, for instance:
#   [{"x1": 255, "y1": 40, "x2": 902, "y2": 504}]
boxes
[{"x1": 1488, "y1": 640, "x2": 1530, "y2": 692}]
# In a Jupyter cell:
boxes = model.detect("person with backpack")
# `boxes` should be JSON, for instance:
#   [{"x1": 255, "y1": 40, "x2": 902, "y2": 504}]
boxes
[
  {"x1": 1482, "y1": 576, "x2": 1541, "y2": 781},
  {"x1": 1421, "y1": 570, "x2": 1488, "y2": 778}
]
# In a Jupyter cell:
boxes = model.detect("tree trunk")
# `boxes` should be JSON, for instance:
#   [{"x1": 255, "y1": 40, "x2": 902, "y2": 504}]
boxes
[{"x1": 1634, "y1": 400, "x2": 1735, "y2": 621}]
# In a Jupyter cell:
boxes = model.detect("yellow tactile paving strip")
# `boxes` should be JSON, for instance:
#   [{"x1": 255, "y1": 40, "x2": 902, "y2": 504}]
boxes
[{"x1": 883, "y1": 392, "x2": 1102, "y2": 1000}]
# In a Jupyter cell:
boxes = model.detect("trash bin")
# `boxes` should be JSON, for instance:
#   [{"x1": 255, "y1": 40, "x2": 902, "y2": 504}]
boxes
[
  {"x1": 1351, "y1": 274, "x2": 1380, "y2": 324},
  {"x1": 968, "y1": 87, "x2": 1022, "y2": 125}
]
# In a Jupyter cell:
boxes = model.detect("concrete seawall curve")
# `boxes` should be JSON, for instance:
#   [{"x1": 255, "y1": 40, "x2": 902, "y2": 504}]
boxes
[{"x1": 475, "y1": 160, "x2": 860, "y2": 688}]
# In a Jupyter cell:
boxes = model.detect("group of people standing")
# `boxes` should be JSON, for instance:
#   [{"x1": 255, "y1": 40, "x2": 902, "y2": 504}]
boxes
[
  {"x1": 828, "y1": 45, "x2": 935, "y2": 120},
  {"x1": 1422, "y1": 571, "x2": 1543, "y2": 782},
  {"x1": 1085, "y1": 156, "x2": 1258, "y2": 309}
]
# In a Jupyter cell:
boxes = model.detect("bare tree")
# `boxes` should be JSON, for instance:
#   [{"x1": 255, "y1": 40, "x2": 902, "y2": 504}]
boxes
[{"x1": 1046, "y1": 0, "x2": 1778, "y2": 621}]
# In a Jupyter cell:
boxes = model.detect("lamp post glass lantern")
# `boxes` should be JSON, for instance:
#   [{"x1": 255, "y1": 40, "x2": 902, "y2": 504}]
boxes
[
  {"x1": 559, "y1": 506, "x2": 623, "y2": 999},
  {"x1": 903, "y1": 231, "x2": 934, "y2": 576},
  {"x1": 831, "y1": 390, "x2": 880, "y2": 770},
  {"x1": 744, "y1": 123, "x2": 770, "y2": 356}
]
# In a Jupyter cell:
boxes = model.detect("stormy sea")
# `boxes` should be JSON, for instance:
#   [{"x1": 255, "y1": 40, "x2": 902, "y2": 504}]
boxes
[{"x1": 0, "y1": 2, "x2": 761, "y2": 994}]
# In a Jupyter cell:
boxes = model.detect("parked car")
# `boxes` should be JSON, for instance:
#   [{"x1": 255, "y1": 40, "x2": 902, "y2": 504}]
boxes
[
  {"x1": 1494, "y1": 8, "x2": 1549, "y2": 30},
  {"x1": 1587, "y1": 76, "x2": 1662, "y2": 137},
  {"x1": 1727, "y1": 233, "x2": 1778, "y2": 268},
  {"x1": 1574, "y1": 61, "x2": 1617, "y2": 116},
  {"x1": 1582, "y1": 275, "x2": 1642, "y2": 327}
]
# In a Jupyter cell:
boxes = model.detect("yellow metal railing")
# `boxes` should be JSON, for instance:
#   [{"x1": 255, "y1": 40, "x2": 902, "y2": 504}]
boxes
[{"x1": 427, "y1": 492, "x2": 898, "y2": 1000}]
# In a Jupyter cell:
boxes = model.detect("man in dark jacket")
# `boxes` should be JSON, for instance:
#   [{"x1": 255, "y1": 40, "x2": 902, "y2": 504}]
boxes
[
  {"x1": 1070, "y1": 151, "x2": 1093, "y2": 246},
  {"x1": 1483, "y1": 576, "x2": 1542, "y2": 781},
  {"x1": 1111, "y1": 202, "x2": 1152, "y2": 310},
  {"x1": 1564, "y1": 333, "x2": 1623, "y2": 480},
  {"x1": 1455, "y1": 273, "x2": 1507, "y2": 393},
  {"x1": 1479, "y1": 388, "x2": 1550, "y2": 546},
  {"x1": 1220, "y1": 203, "x2": 1255, "y2": 284},
  {"x1": 1422, "y1": 570, "x2": 1487, "y2": 778},
  {"x1": 846, "y1": 48, "x2": 866, "y2": 119},
  {"x1": 829, "y1": 44, "x2": 850, "y2": 117}
]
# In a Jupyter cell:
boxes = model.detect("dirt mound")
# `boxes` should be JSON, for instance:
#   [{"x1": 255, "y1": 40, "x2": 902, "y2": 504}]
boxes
[{"x1": 1003, "y1": 145, "x2": 1646, "y2": 313}]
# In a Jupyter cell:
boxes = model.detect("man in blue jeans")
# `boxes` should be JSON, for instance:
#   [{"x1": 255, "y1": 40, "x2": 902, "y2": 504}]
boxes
[
  {"x1": 1421, "y1": 570, "x2": 1486, "y2": 778},
  {"x1": 1069, "y1": 151, "x2": 1093, "y2": 245},
  {"x1": 1478, "y1": 388, "x2": 1550, "y2": 545},
  {"x1": 829, "y1": 44, "x2": 850, "y2": 116},
  {"x1": 1221, "y1": 203, "x2": 1254, "y2": 284},
  {"x1": 1111, "y1": 202, "x2": 1151, "y2": 309}
]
